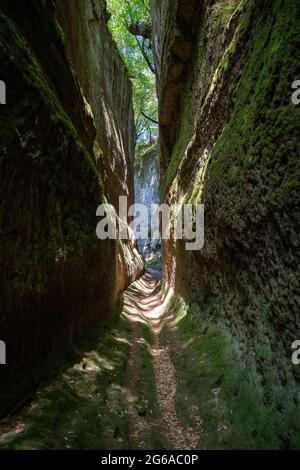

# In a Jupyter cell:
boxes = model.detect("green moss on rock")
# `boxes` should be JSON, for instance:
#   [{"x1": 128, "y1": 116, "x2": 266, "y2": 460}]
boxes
[
  {"x1": 0, "y1": 3, "x2": 116, "y2": 416},
  {"x1": 155, "y1": 0, "x2": 300, "y2": 447}
]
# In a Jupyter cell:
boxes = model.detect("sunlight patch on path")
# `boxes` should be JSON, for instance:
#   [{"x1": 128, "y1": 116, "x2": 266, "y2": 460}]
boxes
[{"x1": 122, "y1": 270, "x2": 201, "y2": 450}]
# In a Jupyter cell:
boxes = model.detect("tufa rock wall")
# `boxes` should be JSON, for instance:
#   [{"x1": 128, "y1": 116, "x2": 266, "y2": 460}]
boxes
[
  {"x1": 153, "y1": 0, "x2": 300, "y2": 405},
  {"x1": 56, "y1": 0, "x2": 143, "y2": 294},
  {"x1": 0, "y1": 0, "x2": 142, "y2": 415}
]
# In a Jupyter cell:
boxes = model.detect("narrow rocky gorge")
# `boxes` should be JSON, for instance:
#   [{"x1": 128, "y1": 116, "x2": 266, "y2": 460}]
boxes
[{"x1": 0, "y1": 0, "x2": 299, "y2": 450}]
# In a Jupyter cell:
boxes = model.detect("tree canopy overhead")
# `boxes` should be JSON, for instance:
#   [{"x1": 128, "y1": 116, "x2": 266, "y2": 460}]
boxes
[{"x1": 107, "y1": 0, "x2": 158, "y2": 143}]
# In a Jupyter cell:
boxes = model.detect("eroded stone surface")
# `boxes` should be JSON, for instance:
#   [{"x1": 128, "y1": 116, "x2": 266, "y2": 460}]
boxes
[{"x1": 152, "y1": 0, "x2": 300, "y2": 408}]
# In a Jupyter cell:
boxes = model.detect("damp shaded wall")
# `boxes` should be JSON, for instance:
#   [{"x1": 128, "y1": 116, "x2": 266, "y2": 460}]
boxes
[
  {"x1": 0, "y1": 0, "x2": 142, "y2": 415},
  {"x1": 153, "y1": 0, "x2": 300, "y2": 413}
]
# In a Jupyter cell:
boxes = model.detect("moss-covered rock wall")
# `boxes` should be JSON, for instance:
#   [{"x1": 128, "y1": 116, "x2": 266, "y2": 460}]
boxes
[
  {"x1": 0, "y1": 0, "x2": 142, "y2": 415},
  {"x1": 153, "y1": 0, "x2": 300, "y2": 411}
]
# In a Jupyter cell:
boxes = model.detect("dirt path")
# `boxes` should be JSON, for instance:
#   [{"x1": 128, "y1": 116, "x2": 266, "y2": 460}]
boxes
[
  {"x1": 0, "y1": 270, "x2": 202, "y2": 450},
  {"x1": 123, "y1": 270, "x2": 201, "y2": 449}
]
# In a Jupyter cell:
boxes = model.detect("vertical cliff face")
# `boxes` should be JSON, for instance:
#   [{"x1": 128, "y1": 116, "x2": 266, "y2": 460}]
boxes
[
  {"x1": 153, "y1": 0, "x2": 300, "y2": 404},
  {"x1": 56, "y1": 0, "x2": 135, "y2": 208},
  {"x1": 0, "y1": 0, "x2": 142, "y2": 414},
  {"x1": 134, "y1": 143, "x2": 160, "y2": 256},
  {"x1": 56, "y1": 0, "x2": 142, "y2": 293}
]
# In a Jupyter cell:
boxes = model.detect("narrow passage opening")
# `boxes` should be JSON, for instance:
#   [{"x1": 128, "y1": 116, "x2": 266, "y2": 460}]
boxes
[{"x1": 107, "y1": 0, "x2": 162, "y2": 270}]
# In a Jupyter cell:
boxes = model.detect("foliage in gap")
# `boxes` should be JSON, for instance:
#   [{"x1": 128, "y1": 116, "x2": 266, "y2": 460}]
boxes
[{"x1": 107, "y1": 0, "x2": 158, "y2": 144}]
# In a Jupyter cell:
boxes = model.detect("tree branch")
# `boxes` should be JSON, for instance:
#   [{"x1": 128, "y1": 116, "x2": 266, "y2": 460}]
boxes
[
  {"x1": 141, "y1": 111, "x2": 159, "y2": 125},
  {"x1": 135, "y1": 36, "x2": 156, "y2": 75}
]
